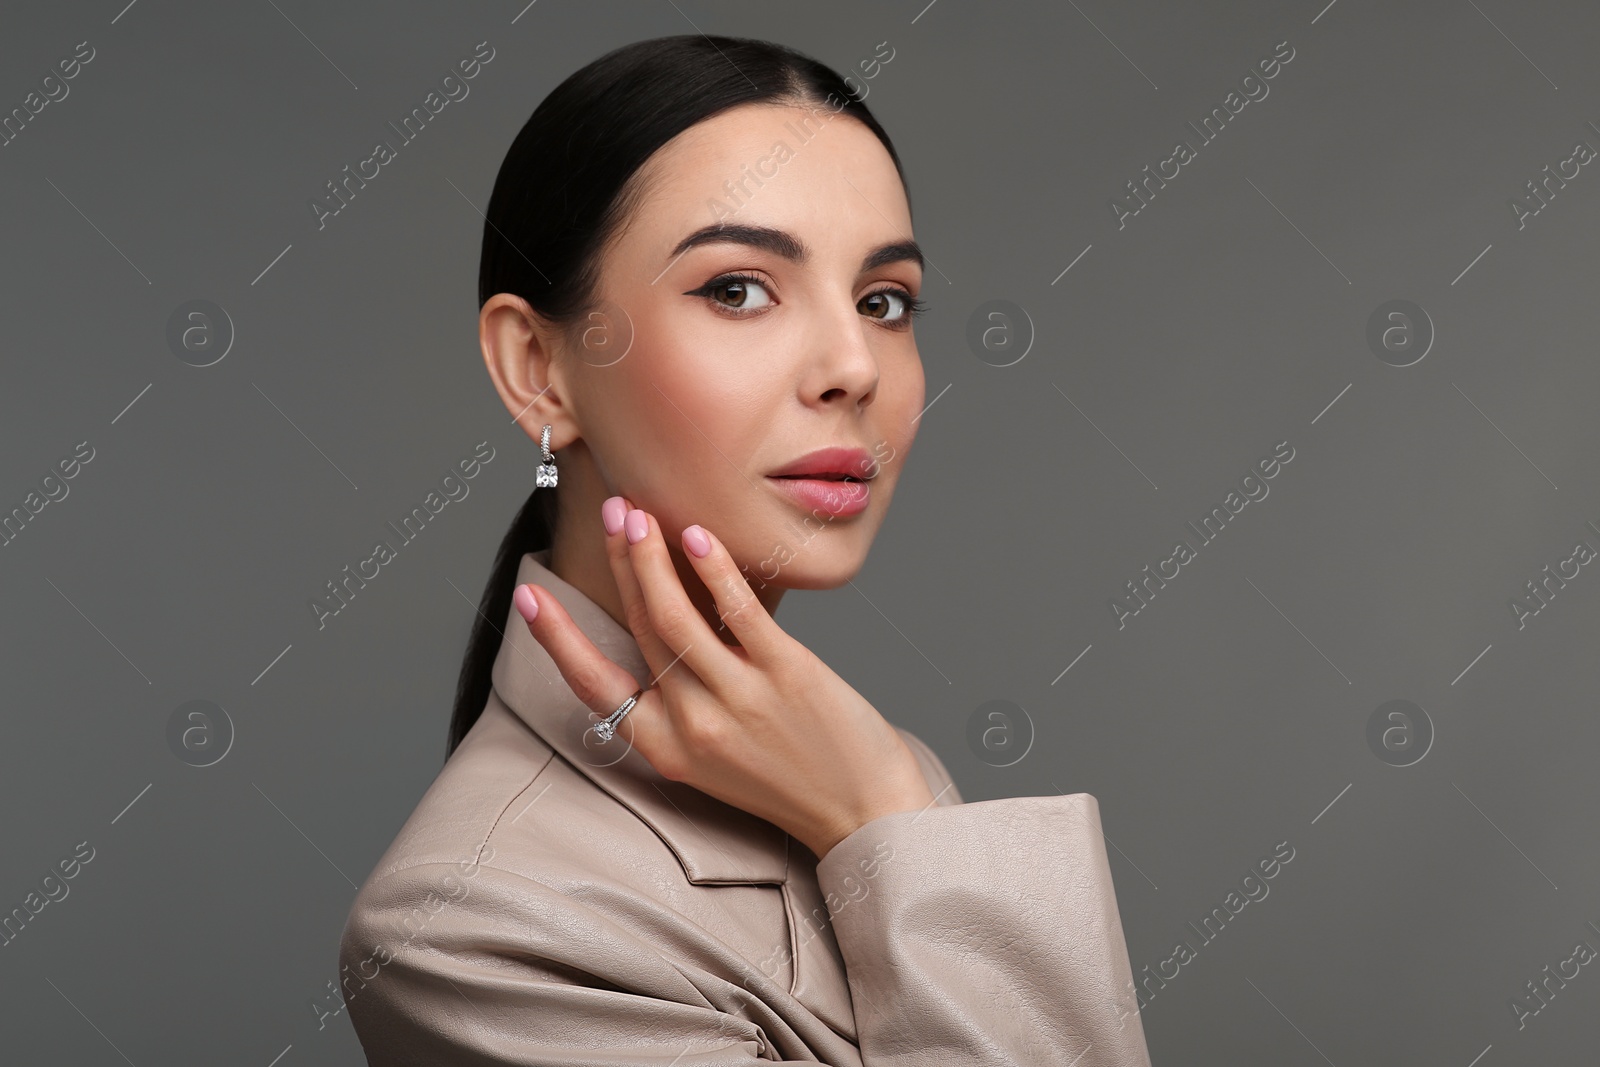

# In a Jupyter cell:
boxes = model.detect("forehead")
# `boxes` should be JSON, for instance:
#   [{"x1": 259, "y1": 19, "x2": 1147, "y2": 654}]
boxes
[{"x1": 621, "y1": 102, "x2": 912, "y2": 257}]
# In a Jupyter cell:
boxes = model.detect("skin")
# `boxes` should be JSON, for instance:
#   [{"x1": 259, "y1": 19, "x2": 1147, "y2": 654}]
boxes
[{"x1": 478, "y1": 100, "x2": 937, "y2": 858}]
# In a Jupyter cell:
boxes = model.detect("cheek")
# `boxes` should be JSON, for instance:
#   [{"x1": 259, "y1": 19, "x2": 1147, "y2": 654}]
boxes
[
  {"x1": 664, "y1": 366, "x2": 780, "y2": 504},
  {"x1": 875, "y1": 345, "x2": 925, "y2": 471},
  {"x1": 599, "y1": 313, "x2": 784, "y2": 495},
  {"x1": 902, "y1": 351, "x2": 926, "y2": 422}
]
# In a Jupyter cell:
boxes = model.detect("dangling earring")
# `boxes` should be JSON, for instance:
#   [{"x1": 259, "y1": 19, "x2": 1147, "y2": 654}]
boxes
[{"x1": 535, "y1": 424, "x2": 558, "y2": 488}]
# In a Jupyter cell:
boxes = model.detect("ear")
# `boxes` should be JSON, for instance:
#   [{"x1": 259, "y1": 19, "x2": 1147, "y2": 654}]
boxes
[{"x1": 479, "y1": 293, "x2": 574, "y2": 448}]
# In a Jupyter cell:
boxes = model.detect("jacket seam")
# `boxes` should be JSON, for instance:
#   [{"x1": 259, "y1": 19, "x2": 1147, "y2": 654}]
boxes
[{"x1": 473, "y1": 745, "x2": 558, "y2": 865}]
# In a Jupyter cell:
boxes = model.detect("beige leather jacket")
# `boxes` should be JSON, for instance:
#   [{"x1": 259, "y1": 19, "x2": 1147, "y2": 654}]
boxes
[{"x1": 338, "y1": 549, "x2": 1154, "y2": 1065}]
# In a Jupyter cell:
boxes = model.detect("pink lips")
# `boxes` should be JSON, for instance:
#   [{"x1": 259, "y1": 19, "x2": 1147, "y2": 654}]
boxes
[
  {"x1": 767, "y1": 445, "x2": 877, "y2": 480},
  {"x1": 766, "y1": 475, "x2": 871, "y2": 516},
  {"x1": 766, "y1": 445, "x2": 877, "y2": 517}
]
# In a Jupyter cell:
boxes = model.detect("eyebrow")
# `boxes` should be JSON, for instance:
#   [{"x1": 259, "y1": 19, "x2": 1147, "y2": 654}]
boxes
[
  {"x1": 862, "y1": 239, "x2": 924, "y2": 273},
  {"x1": 667, "y1": 223, "x2": 923, "y2": 275}
]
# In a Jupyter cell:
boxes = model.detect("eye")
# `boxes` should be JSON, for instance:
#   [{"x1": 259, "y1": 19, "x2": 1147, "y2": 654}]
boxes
[
  {"x1": 858, "y1": 286, "x2": 928, "y2": 329},
  {"x1": 685, "y1": 272, "x2": 775, "y2": 315}
]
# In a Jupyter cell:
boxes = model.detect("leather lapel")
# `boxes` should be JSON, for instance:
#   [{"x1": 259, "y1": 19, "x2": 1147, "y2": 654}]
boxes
[
  {"x1": 783, "y1": 863, "x2": 859, "y2": 1041},
  {"x1": 489, "y1": 549, "x2": 789, "y2": 887}
]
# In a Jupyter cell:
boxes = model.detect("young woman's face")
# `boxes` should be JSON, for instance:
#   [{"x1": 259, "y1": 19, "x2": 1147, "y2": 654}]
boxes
[{"x1": 559, "y1": 101, "x2": 926, "y2": 589}]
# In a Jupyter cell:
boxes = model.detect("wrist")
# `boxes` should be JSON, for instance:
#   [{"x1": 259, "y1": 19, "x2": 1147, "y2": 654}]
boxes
[{"x1": 810, "y1": 776, "x2": 935, "y2": 860}]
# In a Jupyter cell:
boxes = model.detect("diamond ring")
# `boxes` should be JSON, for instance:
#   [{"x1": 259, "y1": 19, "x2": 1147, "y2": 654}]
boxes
[{"x1": 591, "y1": 687, "x2": 645, "y2": 743}]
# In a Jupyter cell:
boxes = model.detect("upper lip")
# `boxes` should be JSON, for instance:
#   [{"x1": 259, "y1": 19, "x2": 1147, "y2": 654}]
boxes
[{"x1": 767, "y1": 446, "x2": 878, "y2": 481}]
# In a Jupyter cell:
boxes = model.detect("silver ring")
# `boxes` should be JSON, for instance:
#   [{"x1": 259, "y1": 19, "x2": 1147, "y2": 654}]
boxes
[{"x1": 590, "y1": 687, "x2": 644, "y2": 743}]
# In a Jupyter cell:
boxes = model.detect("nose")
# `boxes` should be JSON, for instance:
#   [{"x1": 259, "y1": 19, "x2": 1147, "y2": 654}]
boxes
[{"x1": 803, "y1": 298, "x2": 880, "y2": 410}]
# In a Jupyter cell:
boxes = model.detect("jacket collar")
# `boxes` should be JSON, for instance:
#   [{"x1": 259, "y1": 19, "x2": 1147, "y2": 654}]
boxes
[{"x1": 489, "y1": 549, "x2": 790, "y2": 886}]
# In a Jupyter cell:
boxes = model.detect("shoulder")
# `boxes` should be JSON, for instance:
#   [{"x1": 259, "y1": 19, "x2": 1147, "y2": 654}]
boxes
[
  {"x1": 338, "y1": 690, "x2": 750, "y2": 956},
  {"x1": 891, "y1": 725, "x2": 964, "y2": 806},
  {"x1": 334, "y1": 695, "x2": 792, "y2": 1052},
  {"x1": 336, "y1": 692, "x2": 687, "y2": 983},
  {"x1": 350, "y1": 690, "x2": 559, "y2": 892}
]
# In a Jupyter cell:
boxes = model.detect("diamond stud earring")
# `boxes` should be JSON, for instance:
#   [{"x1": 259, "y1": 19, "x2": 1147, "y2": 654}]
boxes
[{"x1": 536, "y1": 424, "x2": 558, "y2": 488}]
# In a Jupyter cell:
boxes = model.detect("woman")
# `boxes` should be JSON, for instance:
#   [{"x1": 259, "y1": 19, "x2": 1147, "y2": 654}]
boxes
[{"x1": 338, "y1": 34, "x2": 1153, "y2": 1066}]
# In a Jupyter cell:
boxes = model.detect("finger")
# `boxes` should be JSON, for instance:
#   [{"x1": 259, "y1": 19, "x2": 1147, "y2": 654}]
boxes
[
  {"x1": 678, "y1": 522, "x2": 789, "y2": 666},
  {"x1": 513, "y1": 582, "x2": 669, "y2": 749},
  {"x1": 601, "y1": 499, "x2": 683, "y2": 680},
  {"x1": 621, "y1": 508, "x2": 736, "y2": 687}
]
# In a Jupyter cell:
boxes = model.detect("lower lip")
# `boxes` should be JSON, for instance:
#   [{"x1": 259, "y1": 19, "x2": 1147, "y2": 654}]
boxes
[{"x1": 765, "y1": 476, "x2": 871, "y2": 516}]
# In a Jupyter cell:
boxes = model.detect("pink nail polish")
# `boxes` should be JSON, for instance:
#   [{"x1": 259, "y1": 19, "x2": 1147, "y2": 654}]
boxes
[
  {"x1": 513, "y1": 584, "x2": 538, "y2": 623},
  {"x1": 683, "y1": 525, "x2": 711, "y2": 558},
  {"x1": 602, "y1": 496, "x2": 627, "y2": 536},
  {"x1": 624, "y1": 509, "x2": 648, "y2": 544}
]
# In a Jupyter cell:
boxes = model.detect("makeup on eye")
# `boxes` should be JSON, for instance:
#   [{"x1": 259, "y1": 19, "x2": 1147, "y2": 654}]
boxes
[
  {"x1": 860, "y1": 285, "x2": 928, "y2": 325},
  {"x1": 683, "y1": 271, "x2": 776, "y2": 313},
  {"x1": 682, "y1": 271, "x2": 928, "y2": 326}
]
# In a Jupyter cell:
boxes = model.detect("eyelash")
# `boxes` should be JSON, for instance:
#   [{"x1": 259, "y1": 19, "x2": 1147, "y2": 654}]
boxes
[{"x1": 687, "y1": 271, "x2": 929, "y2": 329}]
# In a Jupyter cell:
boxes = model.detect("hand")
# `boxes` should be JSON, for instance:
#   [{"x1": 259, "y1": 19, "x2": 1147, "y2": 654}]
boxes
[{"x1": 513, "y1": 496, "x2": 937, "y2": 859}]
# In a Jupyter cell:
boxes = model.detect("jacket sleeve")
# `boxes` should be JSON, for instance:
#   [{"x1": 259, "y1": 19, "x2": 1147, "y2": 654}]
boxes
[{"x1": 814, "y1": 755, "x2": 1154, "y2": 1066}]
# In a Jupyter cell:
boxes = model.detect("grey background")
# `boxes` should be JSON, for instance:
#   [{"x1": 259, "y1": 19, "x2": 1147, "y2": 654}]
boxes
[{"x1": 2, "y1": 0, "x2": 1596, "y2": 1063}]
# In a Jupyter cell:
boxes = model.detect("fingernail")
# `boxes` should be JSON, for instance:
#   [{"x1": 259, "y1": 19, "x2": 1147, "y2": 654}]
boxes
[
  {"x1": 624, "y1": 509, "x2": 648, "y2": 544},
  {"x1": 683, "y1": 524, "x2": 711, "y2": 558},
  {"x1": 602, "y1": 496, "x2": 627, "y2": 536},
  {"x1": 513, "y1": 584, "x2": 539, "y2": 624}
]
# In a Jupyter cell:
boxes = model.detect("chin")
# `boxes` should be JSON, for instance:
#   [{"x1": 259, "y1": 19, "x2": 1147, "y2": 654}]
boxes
[
  {"x1": 733, "y1": 522, "x2": 874, "y2": 592},
  {"x1": 773, "y1": 555, "x2": 867, "y2": 591}
]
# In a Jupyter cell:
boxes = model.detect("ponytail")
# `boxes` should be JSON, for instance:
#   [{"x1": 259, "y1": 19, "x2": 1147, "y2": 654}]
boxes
[{"x1": 445, "y1": 485, "x2": 556, "y2": 757}]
